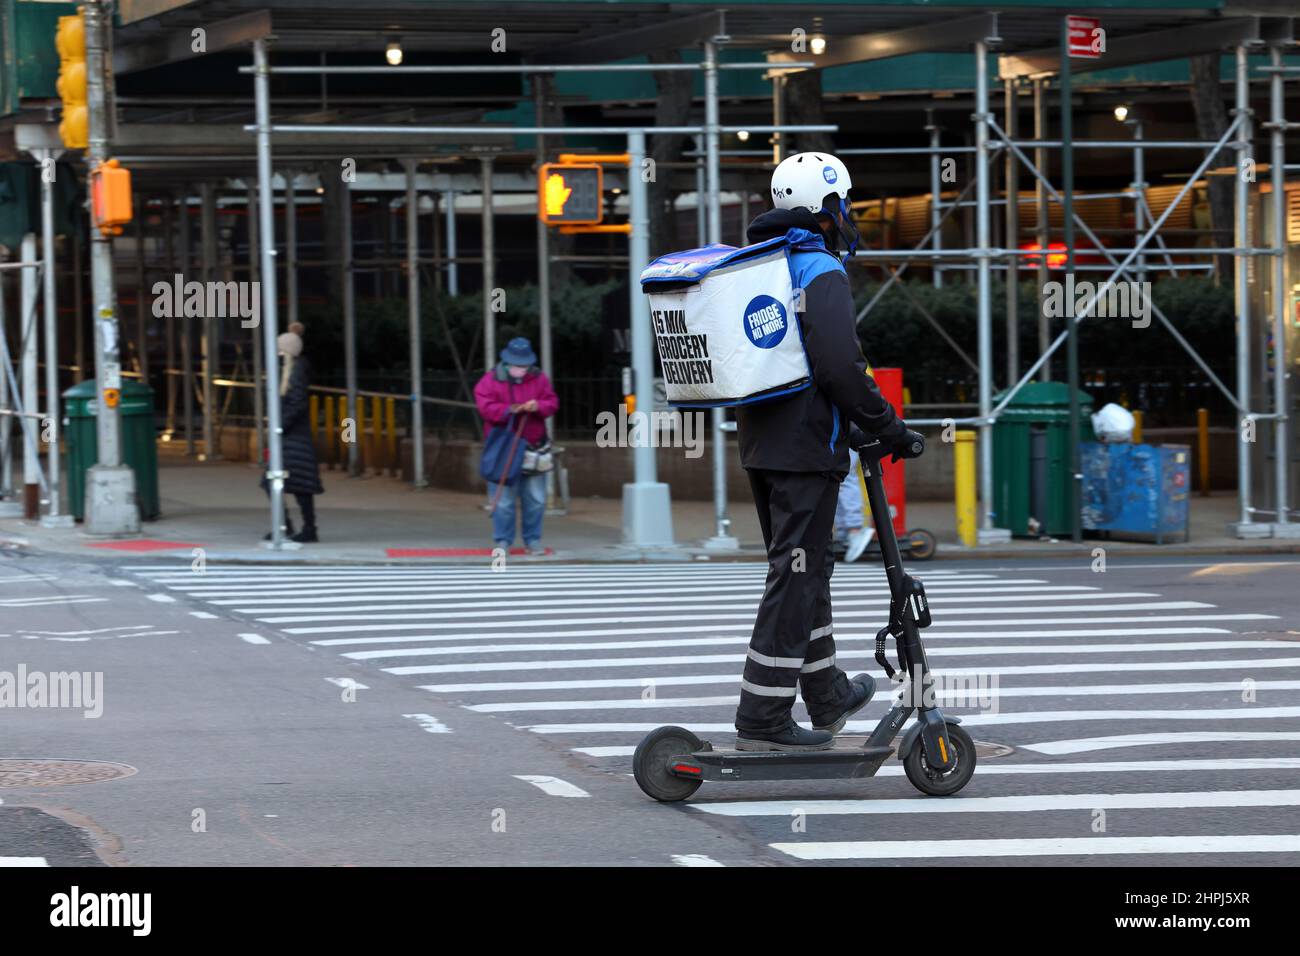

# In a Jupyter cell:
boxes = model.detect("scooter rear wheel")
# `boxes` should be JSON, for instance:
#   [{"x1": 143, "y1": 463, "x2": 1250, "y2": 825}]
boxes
[
  {"x1": 633, "y1": 726, "x2": 705, "y2": 802},
  {"x1": 904, "y1": 723, "x2": 976, "y2": 795}
]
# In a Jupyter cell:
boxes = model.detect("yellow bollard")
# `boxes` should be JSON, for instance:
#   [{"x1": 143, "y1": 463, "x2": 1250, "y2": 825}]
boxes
[
  {"x1": 954, "y1": 430, "x2": 977, "y2": 548},
  {"x1": 1197, "y1": 407, "x2": 1210, "y2": 496},
  {"x1": 324, "y1": 395, "x2": 336, "y2": 469},
  {"x1": 370, "y1": 395, "x2": 382, "y2": 475},
  {"x1": 309, "y1": 393, "x2": 319, "y2": 441},
  {"x1": 1131, "y1": 409, "x2": 1144, "y2": 444},
  {"x1": 386, "y1": 397, "x2": 398, "y2": 476}
]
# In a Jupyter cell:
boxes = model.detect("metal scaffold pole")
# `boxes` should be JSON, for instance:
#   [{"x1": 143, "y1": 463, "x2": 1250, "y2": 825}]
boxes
[
  {"x1": 1061, "y1": 20, "x2": 1082, "y2": 545},
  {"x1": 1232, "y1": 45, "x2": 1261, "y2": 537},
  {"x1": 404, "y1": 158, "x2": 426, "y2": 488},
  {"x1": 974, "y1": 39, "x2": 1007, "y2": 545},
  {"x1": 39, "y1": 149, "x2": 71, "y2": 526},
  {"x1": 481, "y1": 155, "x2": 496, "y2": 372},
  {"x1": 1268, "y1": 45, "x2": 1292, "y2": 534}
]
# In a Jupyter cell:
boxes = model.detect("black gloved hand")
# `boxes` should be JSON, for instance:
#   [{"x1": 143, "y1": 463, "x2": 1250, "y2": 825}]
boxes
[{"x1": 887, "y1": 428, "x2": 925, "y2": 463}]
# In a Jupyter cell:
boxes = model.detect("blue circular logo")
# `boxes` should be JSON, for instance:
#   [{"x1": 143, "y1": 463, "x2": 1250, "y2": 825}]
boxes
[
  {"x1": 743, "y1": 295, "x2": 789, "y2": 349},
  {"x1": 822, "y1": 165, "x2": 838, "y2": 184}
]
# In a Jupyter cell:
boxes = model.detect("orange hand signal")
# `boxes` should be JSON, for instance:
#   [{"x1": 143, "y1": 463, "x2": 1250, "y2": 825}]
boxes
[{"x1": 543, "y1": 173, "x2": 573, "y2": 217}]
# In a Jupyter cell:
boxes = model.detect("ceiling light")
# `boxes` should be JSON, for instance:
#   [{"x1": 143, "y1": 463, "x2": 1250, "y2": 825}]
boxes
[
  {"x1": 810, "y1": 35, "x2": 827, "y2": 56},
  {"x1": 386, "y1": 42, "x2": 403, "y2": 66}
]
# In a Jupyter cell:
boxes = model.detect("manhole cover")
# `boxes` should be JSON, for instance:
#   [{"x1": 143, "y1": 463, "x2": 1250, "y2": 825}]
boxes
[
  {"x1": 0, "y1": 759, "x2": 136, "y2": 788},
  {"x1": 973, "y1": 740, "x2": 1014, "y2": 759}
]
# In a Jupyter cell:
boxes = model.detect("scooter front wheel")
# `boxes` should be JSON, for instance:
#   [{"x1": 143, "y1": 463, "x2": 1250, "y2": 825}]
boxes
[
  {"x1": 904, "y1": 723, "x2": 976, "y2": 795},
  {"x1": 633, "y1": 726, "x2": 705, "y2": 802},
  {"x1": 905, "y1": 528, "x2": 937, "y2": 561}
]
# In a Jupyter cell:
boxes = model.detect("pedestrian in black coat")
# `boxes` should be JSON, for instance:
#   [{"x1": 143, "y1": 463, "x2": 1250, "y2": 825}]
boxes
[{"x1": 261, "y1": 322, "x2": 324, "y2": 542}]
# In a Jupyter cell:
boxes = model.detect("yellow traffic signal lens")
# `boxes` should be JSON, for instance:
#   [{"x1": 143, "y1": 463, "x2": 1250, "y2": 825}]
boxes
[{"x1": 56, "y1": 12, "x2": 88, "y2": 149}]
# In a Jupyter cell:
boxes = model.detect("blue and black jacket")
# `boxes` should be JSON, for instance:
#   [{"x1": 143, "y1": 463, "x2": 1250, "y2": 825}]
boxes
[{"x1": 735, "y1": 207, "x2": 905, "y2": 477}]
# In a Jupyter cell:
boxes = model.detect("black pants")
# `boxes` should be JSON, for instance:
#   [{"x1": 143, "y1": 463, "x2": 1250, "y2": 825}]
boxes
[
  {"x1": 735, "y1": 469, "x2": 853, "y2": 734},
  {"x1": 264, "y1": 488, "x2": 316, "y2": 528}
]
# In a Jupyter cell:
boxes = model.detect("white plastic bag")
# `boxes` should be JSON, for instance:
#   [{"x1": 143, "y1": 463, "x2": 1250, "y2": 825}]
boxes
[{"x1": 1091, "y1": 402, "x2": 1136, "y2": 443}]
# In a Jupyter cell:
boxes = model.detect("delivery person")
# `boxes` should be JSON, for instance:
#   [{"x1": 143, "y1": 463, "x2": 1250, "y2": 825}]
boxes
[{"x1": 734, "y1": 151, "x2": 924, "y2": 752}]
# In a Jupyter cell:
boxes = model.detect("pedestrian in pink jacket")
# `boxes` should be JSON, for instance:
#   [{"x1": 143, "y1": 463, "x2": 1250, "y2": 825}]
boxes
[{"x1": 473, "y1": 337, "x2": 559, "y2": 554}]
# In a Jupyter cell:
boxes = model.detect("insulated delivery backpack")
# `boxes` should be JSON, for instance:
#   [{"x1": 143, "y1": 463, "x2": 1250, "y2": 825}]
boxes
[{"x1": 640, "y1": 234, "x2": 823, "y2": 408}]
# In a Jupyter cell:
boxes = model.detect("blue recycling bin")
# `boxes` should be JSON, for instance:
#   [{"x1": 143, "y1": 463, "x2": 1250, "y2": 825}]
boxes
[{"x1": 1080, "y1": 442, "x2": 1191, "y2": 544}]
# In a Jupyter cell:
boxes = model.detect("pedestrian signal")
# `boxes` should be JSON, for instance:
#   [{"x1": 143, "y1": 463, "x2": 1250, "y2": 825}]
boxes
[{"x1": 538, "y1": 163, "x2": 602, "y2": 225}]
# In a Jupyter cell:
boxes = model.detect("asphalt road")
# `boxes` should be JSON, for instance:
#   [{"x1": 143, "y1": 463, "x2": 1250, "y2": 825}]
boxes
[{"x1": 2, "y1": 549, "x2": 1299, "y2": 866}]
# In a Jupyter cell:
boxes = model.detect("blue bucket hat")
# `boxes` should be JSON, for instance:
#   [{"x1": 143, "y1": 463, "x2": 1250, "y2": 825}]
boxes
[{"x1": 500, "y1": 337, "x2": 538, "y2": 367}]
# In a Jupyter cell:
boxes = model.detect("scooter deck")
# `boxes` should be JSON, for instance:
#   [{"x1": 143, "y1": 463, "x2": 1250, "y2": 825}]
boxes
[{"x1": 670, "y1": 737, "x2": 895, "y2": 783}]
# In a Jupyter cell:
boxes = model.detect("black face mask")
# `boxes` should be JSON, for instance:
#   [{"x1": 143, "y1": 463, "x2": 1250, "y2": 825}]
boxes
[{"x1": 817, "y1": 197, "x2": 860, "y2": 259}]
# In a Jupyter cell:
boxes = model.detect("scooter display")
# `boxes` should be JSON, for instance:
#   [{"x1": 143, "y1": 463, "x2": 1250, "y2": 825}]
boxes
[{"x1": 633, "y1": 433, "x2": 976, "y2": 802}]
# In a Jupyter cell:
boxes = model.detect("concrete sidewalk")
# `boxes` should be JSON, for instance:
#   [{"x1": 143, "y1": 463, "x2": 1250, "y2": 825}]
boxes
[{"x1": 3, "y1": 446, "x2": 1299, "y2": 564}]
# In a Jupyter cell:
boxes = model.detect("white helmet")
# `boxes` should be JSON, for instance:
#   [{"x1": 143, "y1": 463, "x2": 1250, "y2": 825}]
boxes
[{"x1": 770, "y1": 151, "x2": 852, "y2": 214}]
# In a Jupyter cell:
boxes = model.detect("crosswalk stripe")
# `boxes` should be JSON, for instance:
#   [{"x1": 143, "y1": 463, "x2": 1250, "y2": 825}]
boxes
[
  {"x1": 345, "y1": 634, "x2": 1252, "y2": 661},
  {"x1": 1026, "y1": 731, "x2": 1300, "y2": 754},
  {"x1": 385, "y1": 646, "x2": 1296, "y2": 677},
  {"x1": 513, "y1": 775, "x2": 589, "y2": 798},
  {"x1": 305, "y1": 614, "x2": 1277, "y2": 647},
  {"x1": 770, "y1": 834, "x2": 1300, "y2": 861},
  {"x1": 469, "y1": 680, "x2": 1300, "y2": 713},
  {"x1": 689, "y1": 789, "x2": 1300, "y2": 817},
  {"x1": 419, "y1": 656, "x2": 1300, "y2": 693},
  {"x1": 226, "y1": 584, "x2": 1097, "y2": 612},
  {"x1": 522, "y1": 708, "x2": 1300, "y2": 734},
  {"x1": 279, "y1": 601, "x2": 1209, "y2": 634},
  {"x1": 0, "y1": 857, "x2": 49, "y2": 866}
]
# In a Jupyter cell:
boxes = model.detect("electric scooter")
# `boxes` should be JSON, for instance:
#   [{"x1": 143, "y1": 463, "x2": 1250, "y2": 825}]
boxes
[{"x1": 633, "y1": 434, "x2": 976, "y2": 801}]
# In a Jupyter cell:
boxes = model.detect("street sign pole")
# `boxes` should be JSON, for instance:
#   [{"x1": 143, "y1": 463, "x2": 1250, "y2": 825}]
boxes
[{"x1": 83, "y1": 0, "x2": 139, "y2": 535}]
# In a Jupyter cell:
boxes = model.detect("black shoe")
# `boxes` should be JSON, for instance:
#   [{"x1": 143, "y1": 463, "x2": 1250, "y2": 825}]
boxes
[
  {"x1": 291, "y1": 525, "x2": 318, "y2": 543},
  {"x1": 811, "y1": 673, "x2": 877, "y2": 735},
  {"x1": 735, "y1": 719, "x2": 834, "y2": 752}
]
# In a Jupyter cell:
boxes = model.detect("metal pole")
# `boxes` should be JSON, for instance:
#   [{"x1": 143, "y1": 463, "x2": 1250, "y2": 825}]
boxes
[
  {"x1": 481, "y1": 156, "x2": 495, "y2": 371},
  {"x1": 133, "y1": 193, "x2": 148, "y2": 387},
  {"x1": 771, "y1": 73, "x2": 785, "y2": 165},
  {"x1": 404, "y1": 159, "x2": 426, "y2": 488},
  {"x1": 1269, "y1": 46, "x2": 1289, "y2": 530},
  {"x1": 199, "y1": 181, "x2": 217, "y2": 460},
  {"x1": 974, "y1": 40, "x2": 1002, "y2": 543},
  {"x1": 623, "y1": 129, "x2": 673, "y2": 547},
  {"x1": 73, "y1": 229, "x2": 84, "y2": 380},
  {"x1": 431, "y1": 192, "x2": 442, "y2": 294},
  {"x1": 253, "y1": 38, "x2": 287, "y2": 548},
  {"x1": 178, "y1": 187, "x2": 195, "y2": 457},
  {"x1": 82, "y1": 0, "x2": 138, "y2": 533},
  {"x1": 284, "y1": 170, "x2": 298, "y2": 329},
  {"x1": 703, "y1": 37, "x2": 736, "y2": 549},
  {"x1": 740, "y1": 189, "x2": 750, "y2": 245},
  {"x1": 1133, "y1": 120, "x2": 1147, "y2": 288},
  {"x1": 0, "y1": 261, "x2": 10, "y2": 498},
  {"x1": 161, "y1": 190, "x2": 176, "y2": 439},
  {"x1": 1004, "y1": 78, "x2": 1019, "y2": 385},
  {"x1": 342, "y1": 177, "x2": 359, "y2": 477},
  {"x1": 1233, "y1": 46, "x2": 1255, "y2": 533},
  {"x1": 927, "y1": 110, "x2": 942, "y2": 289},
  {"x1": 534, "y1": 76, "x2": 556, "y2": 507},
  {"x1": 445, "y1": 189, "x2": 458, "y2": 295},
  {"x1": 1034, "y1": 77, "x2": 1051, "y2": 382},
  {"x1": 694, "y1": 149, "x2": 706, "y2": 246},
  {"x1": 39, "y1": 152, "x2": 69, "y2": 524},
  {"x1": 21, "y1": 234, "x2": 39, "y2": 519},
  {"x1": 246, "y1": 184, "x2": 264, "y2": 466},
  {"x1": 1061, "y1": 19, "x2": 1082, "y2": 544}
]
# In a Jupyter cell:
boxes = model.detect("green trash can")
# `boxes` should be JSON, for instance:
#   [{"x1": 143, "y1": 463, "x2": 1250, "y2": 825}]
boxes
[
  {"x1": 63, "y1": 380, "x2": 160, "y2": 521},
  {"x1": 991, "y1": 381, "x2": 1094, "y2": 537}
]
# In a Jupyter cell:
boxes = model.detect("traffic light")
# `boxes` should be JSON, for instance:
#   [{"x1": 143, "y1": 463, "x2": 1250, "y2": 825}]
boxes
[
  {"x1": 537, "y1": 163, "x2": 603, "y2": 225},
  {"x1": 56, "y1": 12, "x2": 88, "y2": 149}
]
